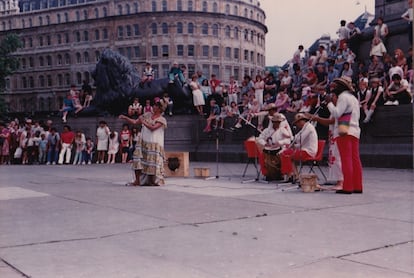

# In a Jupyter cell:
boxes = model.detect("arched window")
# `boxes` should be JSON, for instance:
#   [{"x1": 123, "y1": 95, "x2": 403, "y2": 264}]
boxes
[
  {"x1": 22, "y1": 19, "x2": 26, "y2": 28},
  {"x1": 57, "y1": 74, "x2": 63, "y2": 86},
  {"x1": 65, "y1": 73, "x2": 71, "y2": 85},
  {"x1": 202, "y1": 1, "x2": 207, "y2": 12},
  {"x1": 212, "y1": 24, "x2": 218, "y2": 37},
  {"x1": 151, "y1": 23, "x2": 157, "y2": 34},
  {"x1": 95, "y1": 51, "x2": 100, "y2": 61},
  {"x1": 76, "y1": 11, "x2": 80, "y2": 21},
  {"x1": 234, "y1": 27, "x2": 239, "y2": 39},
  {"x1": 151, "y1": 1, "x2": 156, "y2": 12},
  {"x1": 188, "y1": 22, "x2": 194, "y2": 34},
  {"x1": 84, "y1": 52, "x2": 89, "y2": 63},
  {"x1": 225, "y1": 4, "x2": 230, "y2": 14},
  {"x1": 177, "y1": 22, "x2": 183, "y2": 34},
  {"x1": 57, "y1": 14, "x2": 61, "y2": 23},
  {"x1": 84, "y1": 31, "x2": 89, "y2": 41},
  {"x1": 84, "y1": 10, "x2": 88, "y2": 20},
  {"x1": 64, "y1": 12, "x2": 68, "y2": 22},
  {"x1": 177, "y1": 0, "x2": 182, "y2": 11},
  {"x1": 46, "y1": 35, "x2": 51, "y2": 45},
  {"x1": 161, "y1": 23, "x2": 168, "y2": 34},
  {"x1": 134, "y1": 2, "x2": 139, "y2": 13},
  {"x1": 75, "y1": 31, "x2": 81, "y2": 42},
  {"x1": 126, "y1": 25, "x2": 132, "y2": 36},
  {"x1": 65, "y1": 33, "x2": 69, "y2": 43},
  {"x1": 39, "y1": 36, "x2": 43, "y2": 46},
  {"x1": 21, "y1": 58, "x2": 26, "y2": 69},
  {"x1": 29, "y1": 18, "x2": 33, "y2": 27},
  {"x1": 118, "y1": 26, "x2": 124, "y2": 37},
  {"x1": 244, "y1": 8, "x2": 248, "y2": 17},
  {"x1": 162, "y1": 0, "x2": 167, "y2": 11},
  {"x1": 103, "y1": 7, "x2": 107, "y2": 17},
  {"x1": 134, "y1": 24, "x2": 140, "y2": 35},
  {"x1": 95, "y1": 29, "x2": 100, "y2": 40},
  {"x1": 187, "y1": 0, "x2": 193, "y2": 11},
  {"x1": 76, "y1": 53, "x2": 81, "y2": 63},
  {"x1": 244, "y1": 29, "x2": 248, "y2": 40},
  {"x1": 39, "y1": 16, "x2": 43, "y2": 26},
  {"x1": 39, "y1": 75, "x2": 45, "y2": 87},
  {"x1": 118, "y1": 4, "x2": 122, "y2": 15},
  {"x1": 47, "y1": 75, "x2": 52, "y2": 86},
  {"x1": 39, "y1": 56, "x2": 44, "y2": 67},
  {"x1": 22, "y1": 77, "x2": 27, "y2": 88},
  {"x1": 46, "y1": 55, "x2": 52, "y2": 66},
  {"x1": 213, "y1": 2, "x2": 218, "y2": 13},
  {"x1": 202, "y1": 23, "x2": 208, "y2": 35},
  {"x1": 94, "y1": 8, "x2": 99, "y2": 18},
  {"x1": 46, "y1": 15, "x2": 50, "y2": 25},
  {"x1": 103, "y1": 28, "x2": 108, "y2": 39},
  {"x1": 76, "y1": 72, "x2": 82, "y2": 84},
  {"x1": 39, "y1": 98, "x2": 45, "y2": 111},
  {"x1": 125, "y1": 4, "x2": 130, "y2": 14},
  {"x1": 250, "y1": 10, "x2": 253, "y2": 19},
  {"x1": 233, "y1": 5, "x2": 238, "y2": 15},
  {"x1": 65, "y1": 53, "x2": 71, "y2": 64},
  {"x1": 57, "y1": 54, "x2": 62, "y2": 65},
  {"x1": 84, "y1": 72, "x2": 90, "y2": 83},
  {"x1": 225, "y1": 26, "x2": 230, "y2": 38}
]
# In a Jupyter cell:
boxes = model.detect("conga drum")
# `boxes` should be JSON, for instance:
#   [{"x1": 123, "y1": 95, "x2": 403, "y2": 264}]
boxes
[{"x1": 262, "y1": 149, "x2": 282, "y2": 181}]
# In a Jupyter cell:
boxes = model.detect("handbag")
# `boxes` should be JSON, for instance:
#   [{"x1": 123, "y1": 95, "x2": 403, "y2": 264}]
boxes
[
  {"x1": 14, "y1": 147, "x2": 22, "y2": 159},
  {"x1": 338, "y1": 112, "x2": 352, "y2": 136}
]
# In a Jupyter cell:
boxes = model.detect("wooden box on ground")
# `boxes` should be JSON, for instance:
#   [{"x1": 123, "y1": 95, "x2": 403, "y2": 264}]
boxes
[
  {"x1": 164, "y1": 152, "x2": 189, "y2": 177},
  {"x1": 194, "y1": 167, "x2": 210, "y2": 178}
]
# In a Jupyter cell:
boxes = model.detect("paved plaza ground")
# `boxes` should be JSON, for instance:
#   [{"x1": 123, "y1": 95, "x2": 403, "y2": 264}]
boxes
[{"x1": 0, "y1": 162, "x2": 413, "y2": 278}]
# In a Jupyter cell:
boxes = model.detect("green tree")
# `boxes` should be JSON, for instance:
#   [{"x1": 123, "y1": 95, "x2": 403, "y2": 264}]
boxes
[{"x1": 0, "y1": 33, "x2": 22, "y2": 117}]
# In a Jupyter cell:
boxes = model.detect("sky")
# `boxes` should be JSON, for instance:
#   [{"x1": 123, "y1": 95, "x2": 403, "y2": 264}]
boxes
[{"x1": 260, "y1": 0, "x2": 375, "y2": 66}]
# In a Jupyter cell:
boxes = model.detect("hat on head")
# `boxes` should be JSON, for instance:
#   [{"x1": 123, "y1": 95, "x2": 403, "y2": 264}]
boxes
[
  {"x1": 270, "y1": 113, "x2": 284, "y2": 122},
  {"x1": 332, "y1": 76, "x2": 354, "y2": 92},
  {"x1": 264, "y1": 103, "x2": 277, "y2": 111},
  {"x1": 293, "y1": 113, "x2": 310, "y2": 124}
]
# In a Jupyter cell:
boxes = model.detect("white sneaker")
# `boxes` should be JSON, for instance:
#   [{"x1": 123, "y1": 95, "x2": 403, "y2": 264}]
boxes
[
  {"x1": 392, "y1": 100, "x2": 399, "y2": 105},
  {"x1": 82, "y1": 161, "x2": 86, "y2": 165},
  {"x1": 96, "y1": 161, "x2": 100, "y2": 164},
  {"x1": 46, "y1": 162, "x2": 50, "y2": 165},
  {"x1": 52, "y1": 162, "x2": 56, "y2": 165},
  {"x1": 88, "y1": 161, "x2": 91, "y2": 165},
  {"x1": 384, "y1": 101, "x2": 394, "y2": 105}
]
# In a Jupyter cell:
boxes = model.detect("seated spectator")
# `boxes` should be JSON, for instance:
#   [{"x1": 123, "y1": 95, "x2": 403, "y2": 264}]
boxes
[
  {"x1": 203, "y1": 99, "x2": 220, "y2": 132},
  {"x1": 82, "y1": 80, "x2": 93, "y2": 107},
  {"x1": 286, "y1": 91, "x2": 303, "y2": 113},
  {"x1": 394, "y1": 48, "x2": 408, "y2": 78},
  {"x1": 384, "y1": 74, "x2": 412, "y2": 105},
  {"x1": 356, "y1": 78, "x2": 370, "y2": 108},
  {"x1": 327, "y1": 63, "x2": 340, "y2": 86},
  {"x1": 128, "y1": 98, "x2": 142, "y2": 117},
  {"x1": 274, "y1": 88, "x2": 290, "y2": 113},
  {"x1": 161, "y1": 92, "x2": 173, "y2": 116},
  {"x1": 279, "y1": 69, "x2": 292, "y2": 91},
  {"x1": 315, "y1": 64, "x2": 328, "y2": 90},
  {"x1": 217, "y1": 102, "x2": 230, "y2": 129},
  {"x1": 363, "y1": 77, "x2": 385, "y2": 123},
  {"x1": 168, "y1": 61, "x2": 186, "y2": 86},
  {"x1": 61, "y1": 93, "x2": 74, "y2": 123},
  {"x1": 369, "y1": 36, "x2": 387, "y2": 59},
  {"x1": 341, "y1": 62, "x2": 353, "y2": 79},
  {"x1": 368, "y1": 55, "x2": 385, "y2": 79},
  {"x1": 139, "y1": 62, "x2": 154, "y2": 88}
]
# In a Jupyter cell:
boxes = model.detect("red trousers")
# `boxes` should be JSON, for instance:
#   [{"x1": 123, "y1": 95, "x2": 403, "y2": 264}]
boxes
[
  {"x1": 336, "y1": 135, "x2": 363, "y2": 192},
  {"x1": 280, "y1": 148, "x2": 314, "y2": 175}
]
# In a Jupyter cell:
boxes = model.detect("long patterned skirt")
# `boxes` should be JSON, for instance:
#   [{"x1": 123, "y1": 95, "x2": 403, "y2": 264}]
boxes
[{"x1": 133, "y1": 140, "x2": 165, "y2": 185}]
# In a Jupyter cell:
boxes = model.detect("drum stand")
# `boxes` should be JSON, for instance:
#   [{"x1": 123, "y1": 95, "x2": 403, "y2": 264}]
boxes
[{"x1": 205, "y1": 128, "x2": 220, "y2": 180}]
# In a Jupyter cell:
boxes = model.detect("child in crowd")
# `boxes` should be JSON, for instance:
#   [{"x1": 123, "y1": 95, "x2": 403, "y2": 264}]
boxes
[
  {"x1": 73, "y1": 131, "x2": 85, "y2": 165},
  {"x1": 274, "y1": 88, "x2": 290, "y2": 113},
  {"x1": 120, "y1": 124, "x2": 131, "y2": 164},
  {"x1": 161, "y1": 93, "x2": 174, "y2": 116},
  {"x1": 286, "y1": 91, "x2": 304, "y2": 113},
  {"x1": 83, "y1": 137, "x2": 94, "y2": 164},
  {"x1": 143, "y1": 99, "x2": 153, "y2": 114},
  {"x1": 363, "y1": 77, "x2": 384, "y2": 123},
  {"x1": 217, "y1": 102, "x2": 230, "y2": 129},
  {"x1": 139, "y1": 62, "x2": 154, "y2": 88},
  {"x1": 107, "y1": 131, "x2": 119, "y2": 164},
  {"x1": 128, "y1": 98, "x2": 142, "y2": 117},
  {"x1": 38, "y1": 133, "x2": 48, "y2": 164},
  {"x1": 168, "y1": 61, "x2": 186, "y2": 85},
  {"x1": 203, "y1": 99, "x2": 220, "y2": 132}
]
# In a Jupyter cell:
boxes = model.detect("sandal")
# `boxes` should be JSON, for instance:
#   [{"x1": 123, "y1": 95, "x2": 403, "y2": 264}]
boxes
[{"x1": 125, "y1": 182, "x2": 140, "y2": 186}]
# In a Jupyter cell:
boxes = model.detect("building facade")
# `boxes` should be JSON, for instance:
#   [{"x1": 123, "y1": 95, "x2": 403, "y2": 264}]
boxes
[{"x1": 0, "y1": 0, "x2": 267, "y2": 113}]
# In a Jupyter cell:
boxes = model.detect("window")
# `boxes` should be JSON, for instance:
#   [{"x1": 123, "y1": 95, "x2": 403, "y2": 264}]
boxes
[
  {"x1": 57, "y1": 14, "x2": 61, "y2": 23},
  {"x1": 177, "y1": 22, "x2": 183, "y2": 34},
  {"x1": 188, "y1": 22, "x2": 194, "y2": 34},
  {"x1": 161, "y1": 45, "x2": 169, "y2": 57},
  {"x1": 21, "y1": 58, "x2": 26, "y2": 69},
  {"x1": 84, "y1": 72, "x2": 90, "y2": 84},
  {"x1": 46, "y1": 35, "x2": 51, "y2": 45},
  {"x1": 244, "y1": 50, "x2": 249, "y2": 61},
  {"x1": 57, "y1": 74, "x2": 63, "y2": 86},
  {"x1": 118, "y1": 48, "x2": 124, "y2": 56},
  {"x1": 103, "y1": 29, "x2": 108, "y2": 39},
  {"x1": 39, "y1": 36, "x2": 43, "y2": 46},
  {"x1": 95, "y1": 30, "x2": 100, "y2": 40},
  {"x1": 202, "y1": 45, "x2": 209, "y2": 57},
  {"x1": 177, "y1": 0, "x2": 182, "y2": 11},
  {"x1": 212, "y1": 24, "x2": 218, "y2": 36},
  {"x1": 29, "y1": 57, "x2": 34, "y2": 67},
  {"x1": 118, "y1": 5, "x2": 122, "y2": 15},
  {"x1": 151, "y1": 1, "x2": 156, "y2": 12},
  {"x1": 244, "y1": 29, "x2": 248, "y2": 40},
  {"x1": 47, "y1": 75, "x2": 52, "y2": 86},
  {"x1": 188, "y1": 0, "x2": 193, "y2": 11},
  {"x1": 47, "y1": 55, "x2": 52, "y2": 66},
  {"x1": 57, "y1": 54, "x2": 62, "y2": 65},
  {"x1": 57, "y1": 34, "x2": 62, "y2": 44},
  {"x1": 234, "y1": 27, "x2": 239, "y2": 39},
  {"x1": 202, "y1": 23, "x2": 208, "y2": 35},
  {"x1": 162, "y1": 64, "x2": 170, "y2": 77},
  {"x1": 250, "y1": 51, "x2": 254, "y2": 62},
  {"x1": 225, "y1": 4, "x2": 230, "y2": 14},
  {"x1": 250, "y1": 30, "x2": 254, "y2": 41},
  {"x1": 134, "y1": 24, "x2": 140, "y2": 36},
  {"x1": 76, "y1": 31, "x2": 81, "y2": 42},
  {"x1": 234, "y1": 48, "x2": 239, "y2": 59},
  {"x1": 65, "y1": 73, "x2": 71, "y2": 85},
  {"x1": 213, "y1": 2, "x2": 218, "y2": 12},
  {"x1": 94, "y1": 8, "x2": 99, "y2": 18},
  {"x1": 39, "y1": 56, "x2": 44, "y2": 67},
  {"x1": 39, "y1": 16, "x2": 43, "y2": 26},
  {"x1": 225, "y1": 47, "x2": 231, "y2": 59},
  {"x1": 244, "y1": 8, "x2": 248, "y2": 17},
  {"x1": 162, "y1": 0, "x2": 167, "y2": 11},
  {"x1": 212, "y1": 46, "x2": 219, "y2": 57},
  {"x1": 134, "y1": 47, "x2": 140, "y2": 57},
  {"x1": 65, "y1": 53, "x2": 71, "y2": 64},
  {"x1": 76, "y1": 53, "x2": 81, "y2": 63},
  {"x1": 233, "y1": 5, "x2": 238, "y2": 15},
  {"x1": 65, "y1": 33, "x2": 69, "y2": 43},
  {"x1": 84, "y1": 31, "x2": 89, "y2": 41},
  {"x1": 118, "y1": 26, "x2": 124, "y2": 37},
  {"x1": 152, "y1": 45, "x2": 158, "y2": 57},
  {"x1": 250, "y1": 10, "x2": 253, "y2": 19},
  {"x1": 39, "y1": 75, "x2": 45, "y2": 87},
  {"x1": 126, "y1": 4, "x2": 130, "y2": 14},
  {"x1": 202, "y1": 1, "x2": 207, "y2": 12},
  {"x1": 29, "y1": 37, "x2": 33, "y2": 47},
  {"x1": 126, "y1": 47, "x2": 132, "y2": 59},
  {"x1": 22, "y1": 19, "x2": 25, "y2": 28},
  {"x1": 76, "y1": 72, "x2": 82, "y2": 84},
  {"x1": 84, "y1": 52, "x2": 89, "y2": 63},
  {"x1": 84, "y1": 10, "x2": 88, "y2": 20},
  {"x1": 22, "y1": 77, "x2": 27, "y2": 88},
  {"x1": 177, "y1": 45, "x2": 184, "y2": 56},
  {"x1": 95, "y1": 51, "x2": 100, "y2": 61},
  {"x1": 151, "y1": 23, "x2": 157, "y2": 34},
  {"x1": 225, "y1": 26, "x2": 230, "y2": 38},
  {"x1": 103, "y1": 7, "x2": 107, "y2": 17},
  {"x1": 162, "y1": 23, "x2": 168, "y2": 34},
  {"x1": 134, "y1": 2, "x2": 139, "y2": 13},
  {"x1": 126, "y1": 25, "x2": 132, "y2": 36},
  {"x1": 188, "y1": 45, "x2": 194, "y2": 56},
  {"x1": 76, "y1": 11, "x2": 80, "y2": 21},
  {"x1": 64, "y1": 12, "x2": 68, "y2": 22},
  {"x1": 29, "y1": 18, "x2": 33, "y2": 27},
  {"x1": 212, "y1": 65, "x2": 219, "y2": 76}
]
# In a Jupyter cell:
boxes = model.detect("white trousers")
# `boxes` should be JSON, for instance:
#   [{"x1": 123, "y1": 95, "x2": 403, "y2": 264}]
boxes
[{"x1": 58, "y1": 143, "x2": 72, "y2": 164}]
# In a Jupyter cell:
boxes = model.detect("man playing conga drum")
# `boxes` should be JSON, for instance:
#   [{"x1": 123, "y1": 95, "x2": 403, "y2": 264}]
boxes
[{"x1": 256, "y1": 113, "x2": 292, "y2": 181}]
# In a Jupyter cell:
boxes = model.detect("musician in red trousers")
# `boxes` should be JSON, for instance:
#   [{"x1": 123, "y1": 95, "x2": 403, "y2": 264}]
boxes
[{"x1": 326, "y1": 77, "x2": 363, "y2": 194}]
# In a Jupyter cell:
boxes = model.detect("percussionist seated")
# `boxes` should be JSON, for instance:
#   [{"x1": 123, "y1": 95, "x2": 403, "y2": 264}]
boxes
[
  {"x1": 256, "y1": 113, "x2": 292, "y2": 181},
  {"x1": 280, "y1": 113, "x2": 318, "y2": 183}
]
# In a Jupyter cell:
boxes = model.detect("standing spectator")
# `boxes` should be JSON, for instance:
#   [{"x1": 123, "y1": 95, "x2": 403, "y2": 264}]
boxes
[
  {"x1": 374, "y1": 17, "x2": 389, "y2": 46},
  {"x1": 143, "y1": 99, "x2": 153, "y2": 114},
  {"x1": 200, "y1": 79, "x2": 212, "y2": 100},
  {"x1": 254, "y1": 75, "x2": 265, "y2": 107},
  {"x1": 356, "y1": 78, "x2": 370, "y2": 108},
  {"x1": 96, "y1": 121, "x2": 110, "y2": 164},
  {"x1": 120, "y1": 124, "x2": 131, "y2": 164},
  {"x1": 83, "y1": 137, "x2": 94, "y2": 165},
  {"x1": 38, "y1": 133, "x2": 48, "y2": 164},
  {"x1": 46, "y1": 127, "x2": 60, "y2": 165},
  {"x1": 190, "y1": 74, "x2": 205, "y2": 115},
  {"x1": 401, "y1": 0, "x2": 413, "y2": 44},
  {"x1": 107, "y1": 131, "x2": 119, "y2": 164},
  {"x1": 291, "y1": 64, "x2": 304, "y2": 94},
  {"x1": 58, "y1": 125, "x2": 75, "y2": 165},
  {"x1": 336, "y1": 20, "x2": 349, "y2": 49},
  {"x1": 292, "y1": 45, "x2": 304, "y2": 66},
  {"x1": 347, "y1": 22, "x2": 361, "y2": 54},
  {"x1": 209, "y1": 74, "x2": 221, "y2": 94},
  {"x1": 72, "y1": 130, "x2": 85, "y2": 165},
  {"x1": 227, "y1": 76, "x2": 239, "y2": 106},
  {"x1": 0, "y1": 121, "x2": 10, "y2": 165},
  {"x1": 327, "y1": 77, "x2": 363, "y2": 194},
  {"x1": 327, "y1": 63, "x2": 340, "y2": 86},
  {"x1": 316, "y1": 45, "x2": 328, "y2": 65}
]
